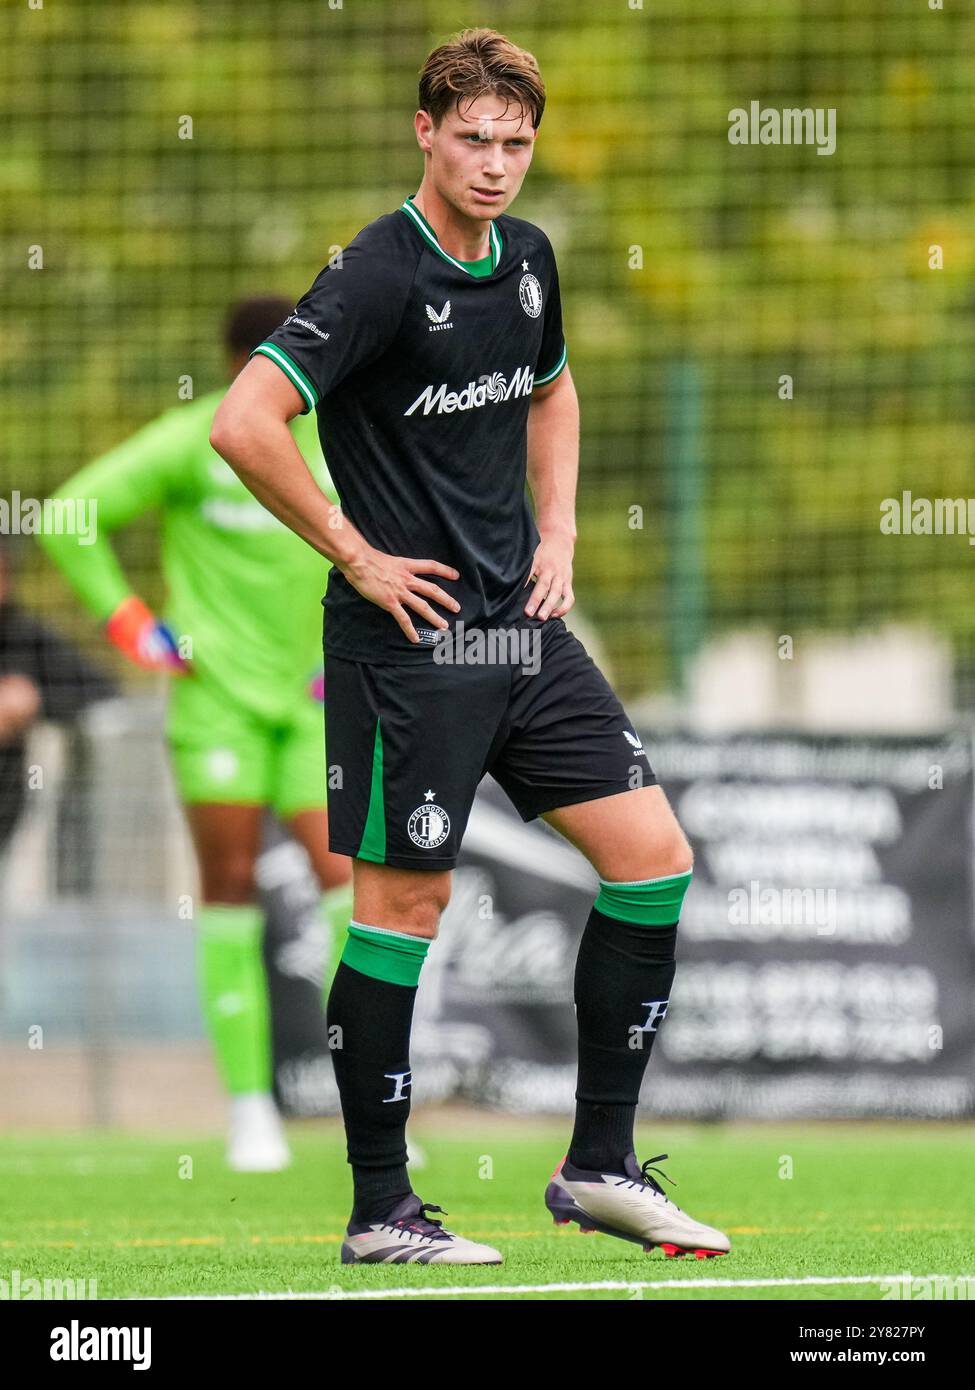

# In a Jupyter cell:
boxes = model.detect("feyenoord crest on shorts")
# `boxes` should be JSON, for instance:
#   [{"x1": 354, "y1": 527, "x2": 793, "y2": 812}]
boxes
[{"x1": 407, "y1": 793, "x2": 451, "y2": 849}]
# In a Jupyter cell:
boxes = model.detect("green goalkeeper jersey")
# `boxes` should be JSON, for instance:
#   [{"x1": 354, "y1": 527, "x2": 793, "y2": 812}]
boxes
[{"x1": 40, "y1": 390, "x2": 337, "y2": 722}]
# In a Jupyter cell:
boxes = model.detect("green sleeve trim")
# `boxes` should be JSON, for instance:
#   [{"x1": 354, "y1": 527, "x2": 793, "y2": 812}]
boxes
[
  {"x1": 341, "y1": 922, "x2": 430, "y2": 986},
  {"x1": 250, "y1": 343, "x2": 319, "y2": 414},
  {"x1": 534, "y1": 343, "x2": 568, "y2": 387},
  {"x1": 355, "y1": 719, "x2": 387, "y2": 862},
  {"x1": 594, "y1": 869, "x2": 693, "y2": 926}
]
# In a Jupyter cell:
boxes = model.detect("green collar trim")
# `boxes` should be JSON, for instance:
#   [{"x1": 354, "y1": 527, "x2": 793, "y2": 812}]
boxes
[
  {"x1": 459, "y1": 249, "x2": 495, "y2": 277},
  {"x1": 399, "y1": 194, "x2": 503, "y2": 277}
]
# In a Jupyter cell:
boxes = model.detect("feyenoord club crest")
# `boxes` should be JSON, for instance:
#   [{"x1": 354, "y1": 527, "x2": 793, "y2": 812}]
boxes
[
  {"x1": 407, "y1": 790, "x2": 451, "y2": 849},
  {"x1": 519, "y1": 272, "x2": 543, "y2": 318}
]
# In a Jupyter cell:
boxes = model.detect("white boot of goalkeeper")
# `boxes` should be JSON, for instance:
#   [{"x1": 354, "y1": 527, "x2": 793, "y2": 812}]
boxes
[{"x1": 227, "y1": 1093, "x2": 292, "y2": 1172}]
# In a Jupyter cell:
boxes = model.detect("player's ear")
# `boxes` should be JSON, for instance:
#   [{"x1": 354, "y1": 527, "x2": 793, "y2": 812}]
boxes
[{"x1": 415, "y1": 109, "x2": 433, "y2": 153}]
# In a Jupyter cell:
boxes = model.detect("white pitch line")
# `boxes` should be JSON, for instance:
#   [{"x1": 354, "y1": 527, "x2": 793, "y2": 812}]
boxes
[{"x1": 165, "y1": 1272, "x2": 963, "y2": 1300}]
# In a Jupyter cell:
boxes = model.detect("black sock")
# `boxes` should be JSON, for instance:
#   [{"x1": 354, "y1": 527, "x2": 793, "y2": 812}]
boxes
[
  {"x1": 568, "y1": 907, "x2": 678, "y2": 1172},
  {"x1": 326, "y1": 960, "x2": 417, "y2": 1221}
]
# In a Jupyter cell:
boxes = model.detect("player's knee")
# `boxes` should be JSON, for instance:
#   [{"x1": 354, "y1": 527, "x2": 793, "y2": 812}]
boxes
[
  {"x1": 664, "y1": 828, "x2": 694, "y2": 879},
  {"x1": 642, "y1": 798, "x2": 694, "y2": 877},
  {"x1": 620, "y1": 823, "x2": 692, "y2": 883},
  {"x1": 355, "y1": 869, "x2": 451, "y2": 938},
  {"x1": 400, "y1": 877, "x2": 451, "y2": 936}
]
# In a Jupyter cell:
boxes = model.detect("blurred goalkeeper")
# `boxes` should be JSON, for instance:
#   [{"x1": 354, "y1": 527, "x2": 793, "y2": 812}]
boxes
[{"x1": 39, "y1": 295, "x2": 352, "y2": 1171}]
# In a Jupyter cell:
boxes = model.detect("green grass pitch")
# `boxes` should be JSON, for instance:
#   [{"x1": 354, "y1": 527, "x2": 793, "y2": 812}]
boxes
[{"x1": 2, "y1": 1118, "x2": 973, "y2": 1301}]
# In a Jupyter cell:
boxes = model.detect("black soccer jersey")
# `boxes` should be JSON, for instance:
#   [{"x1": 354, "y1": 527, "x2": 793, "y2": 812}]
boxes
[{"x1": 251, "y1": 194, "x2": 569, "y2": 664}]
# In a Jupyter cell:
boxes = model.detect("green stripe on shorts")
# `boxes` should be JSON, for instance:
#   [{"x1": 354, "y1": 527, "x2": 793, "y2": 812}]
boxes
[{"x1": 356, "y1": 719, "x2": 387, "y2": 862}]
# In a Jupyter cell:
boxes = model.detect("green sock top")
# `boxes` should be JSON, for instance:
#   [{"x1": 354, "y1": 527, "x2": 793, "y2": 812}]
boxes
[
  {"x1": 342, "y1": 921, "x2": 431, "y2": 986},
  {"x1": 594, "y1": 869, "x2": 693, "y2": 926}
]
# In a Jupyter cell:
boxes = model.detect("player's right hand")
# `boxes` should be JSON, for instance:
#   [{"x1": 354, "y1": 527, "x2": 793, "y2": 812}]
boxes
[
  {"x1": 105, "y1": 595, "x2": 192, "y2": 673},
  {"x1": 341, "y1": 547, "x2": 461, "y2": 644}
]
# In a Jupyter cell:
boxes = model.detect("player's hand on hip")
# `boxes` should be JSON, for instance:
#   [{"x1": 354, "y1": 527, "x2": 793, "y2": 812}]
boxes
[
  {"x1": 524, "y1": 535, "x2": 575, "y2": 620},
  {"x1": 342, "y1": 547, "x2": 460, "y2": 644}
]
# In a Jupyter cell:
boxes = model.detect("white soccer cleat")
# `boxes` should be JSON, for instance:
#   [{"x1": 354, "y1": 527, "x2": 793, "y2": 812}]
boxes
[
  {"x1": 227, "y1": 1093, "x2": 292, "y2": 1172},
  {"x1": 545, "y1": 1151, "x2": 730, "y2": 1258},
  {"x1": 341, "y1": 1195, "x2": 503, "y2": 1265}
]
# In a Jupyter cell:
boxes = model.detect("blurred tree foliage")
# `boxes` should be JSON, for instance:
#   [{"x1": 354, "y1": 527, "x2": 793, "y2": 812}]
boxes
[{"x1": 2, "y1": 0, "x2": 973, "y2": 700}]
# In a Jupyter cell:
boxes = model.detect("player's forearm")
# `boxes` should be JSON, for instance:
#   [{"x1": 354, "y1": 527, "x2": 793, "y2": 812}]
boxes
[
  {"x1": 209, "y1": 409, "x2": 366, "y2": 570},
  {"x1": 37, "y1": 486, "x2": 132, "y2": 622},
  {"x1": 526, "y1": 377, "x2": 579, "y2": 541},
  {"x1": 39, "y1": 415, "x2": 194, "y2": 621}
]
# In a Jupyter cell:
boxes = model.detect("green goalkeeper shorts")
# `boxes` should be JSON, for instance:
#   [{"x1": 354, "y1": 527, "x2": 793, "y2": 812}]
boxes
[{"x1": 166, "y1": 670, "x2": 327, "y2": 816}]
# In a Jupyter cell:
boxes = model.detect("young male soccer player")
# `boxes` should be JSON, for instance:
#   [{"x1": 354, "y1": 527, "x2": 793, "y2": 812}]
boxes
[
  {"x1": 40, "y1": 296, "x2": 353, "y2": 1172},
  {"x1": 211, "y1": 30, "x2": 730, "y2": 1260}
]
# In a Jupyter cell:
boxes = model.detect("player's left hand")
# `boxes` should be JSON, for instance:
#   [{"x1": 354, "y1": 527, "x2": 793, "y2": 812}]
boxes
[{"x1": 523, "y1": 533, "x2": 575, "y2": 620}]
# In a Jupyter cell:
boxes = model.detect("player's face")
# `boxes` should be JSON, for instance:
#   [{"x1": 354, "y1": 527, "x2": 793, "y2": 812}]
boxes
[{"x1": 424, "y1": 94, "x2": 536, "y2": 221}]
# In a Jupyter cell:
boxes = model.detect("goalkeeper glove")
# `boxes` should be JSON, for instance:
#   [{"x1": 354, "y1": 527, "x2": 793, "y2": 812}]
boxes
[{"x1": 105, "y1": 595, "x2": 191, "y2": 673}]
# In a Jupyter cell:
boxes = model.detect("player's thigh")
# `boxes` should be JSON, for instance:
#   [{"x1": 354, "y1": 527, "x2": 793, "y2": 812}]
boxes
[
  {"x1": 490, "y1": 620, "x2": 658, "y2": 831},
  {"x1": 270, "y1": 689, "x2": 327, "y2": 821},
  {"x1": 270, "y1": 694, "x2": 352, "y2": 888},
  {"x1": 351, "y1": 859, "x2": 452, "y2": 938},
  {"x1": 167, "y1": 672, "x2": 274, "y2": 808},
  {"x1": 286, "y1": 807, "x2": 352, "y2": 892},
  {"x1": 542, "y1": 783, "x2": 692, "y2": 883},
  {"x1": 322, "y1": 651, "x2": 507, "y2": 873}
]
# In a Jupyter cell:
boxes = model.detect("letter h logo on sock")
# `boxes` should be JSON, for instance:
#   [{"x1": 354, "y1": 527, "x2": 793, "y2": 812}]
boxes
[
  {"x1": 634, "y1": 1000, "x2": 669, "y2": 1035},
  {"x1": 382, "y1": 1070, "x2": 412, "y2": 1103}
]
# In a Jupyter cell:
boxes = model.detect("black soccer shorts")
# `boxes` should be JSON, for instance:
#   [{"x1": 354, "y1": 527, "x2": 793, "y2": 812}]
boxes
[{"x1": 323, "y1": 616, "x2": 658, "y2": 871}]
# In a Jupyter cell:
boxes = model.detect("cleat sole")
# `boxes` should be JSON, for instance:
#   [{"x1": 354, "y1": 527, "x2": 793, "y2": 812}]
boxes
[
  {"x1": 661, "y1": 1242, "x2": 726, "y2": 1259},
  {"x1": 341, "y1": 1241, "x2": 503, "y2": 1266}
]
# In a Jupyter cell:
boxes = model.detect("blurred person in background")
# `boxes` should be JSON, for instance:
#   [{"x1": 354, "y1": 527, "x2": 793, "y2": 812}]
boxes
[
  {"x1": 39, "y1": 296, "x2": 353, "y2": 1171},
  {"x1": 0, "y1": 535, "x2": 117, "y2": 856}
]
